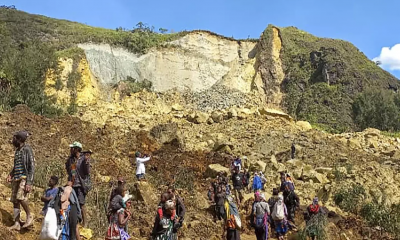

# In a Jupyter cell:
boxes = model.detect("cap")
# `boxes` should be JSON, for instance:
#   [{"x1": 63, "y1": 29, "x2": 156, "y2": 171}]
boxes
[
  {"x1": 82, "y1": 149, "x2": 93, "y2": 154},
  {"x1": 69, "y1": 141, "x2": 82, "y2": 149},
  {"x1": 135, "y1": 151, "x2": 141, "y2": 157},
  {"x1": 14, "y1": 131, "x2": 29, "y2": 142}
]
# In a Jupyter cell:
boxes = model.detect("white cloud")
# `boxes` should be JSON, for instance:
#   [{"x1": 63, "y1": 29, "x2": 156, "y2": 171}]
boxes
[{"x1": 373, "y1": 44, "x2": 400, "y2": 71}]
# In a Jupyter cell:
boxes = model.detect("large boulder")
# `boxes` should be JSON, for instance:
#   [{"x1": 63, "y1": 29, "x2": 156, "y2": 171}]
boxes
[
  {"x1": 211, "y1": 111, "x2": 224, "y2": 123},
  {"x1": 315, "y1": 167, "x2": 333, "y2": 174},
  {"x1": 296, "y1": 121, "x2": 312, "y2": 131},
  {"x1": 194, "y1": 112, "x2": 210, "y2": 124},
  {"x1": 348, "y1": 138, "x2": 362, "y2": 149},
  {"x1": 205, "y1": 164, "x2": 230, "y2": 178},
  {"x1": 250, "y1": 161, "x2": 267, "y2": 172},
  {"x1": 314, "y1": 172, "x2": 330, "y2": 184},
  {"x1": 258, "y1": 108, "x2": 292, "y2": 121},
  {"x1": 133, "y1": 182, "x2": 158, "y2": 206}
]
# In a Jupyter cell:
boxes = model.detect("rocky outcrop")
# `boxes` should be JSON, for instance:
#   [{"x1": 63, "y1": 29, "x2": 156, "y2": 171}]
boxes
[{"x1": 78, "y1": 32, "x2": 261, "y2": 94}]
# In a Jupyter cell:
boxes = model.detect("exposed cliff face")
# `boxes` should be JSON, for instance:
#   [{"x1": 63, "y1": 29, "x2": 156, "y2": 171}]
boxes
[{"x1": 79, "y1": 32, "x2": 261, "y2": 93}]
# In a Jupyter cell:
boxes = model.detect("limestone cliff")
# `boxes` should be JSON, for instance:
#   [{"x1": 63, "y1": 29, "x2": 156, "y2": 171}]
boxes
[{"x1": 78, "y1": 32, "x2": 261, "y2": 93}]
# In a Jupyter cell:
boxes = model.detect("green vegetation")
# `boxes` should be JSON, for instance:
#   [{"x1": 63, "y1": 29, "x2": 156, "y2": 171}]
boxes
[
  {"x1": 334, "y1": 184, "x2": 366, "y2": 214},
  {"x1": 335, "y1": 184, "x2": 400, "y2": 239},
  {"x1": 299, "y1": 214, "x2": 329, "y2": 240},
  {"x1": 0, "y1": 7, "x2": 178, "y2": 116},
  {"x1": 260, "y1": 25, "x2": 400, "y2": 132},
  {"x1": 116, "y1": 76, "x2": 153, "y2": 98},
  {"x1": 352, "y1": 88, "x2": 400, "y2": 131}
]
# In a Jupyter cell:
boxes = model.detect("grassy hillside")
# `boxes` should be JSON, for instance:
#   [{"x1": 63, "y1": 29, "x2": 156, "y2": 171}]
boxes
[
  {"x1": 0, "y1": 7, "x2": 183, "y2": 55},
  {"x1": 260, "y1": 25, "x2": 400, "y2": 132}
]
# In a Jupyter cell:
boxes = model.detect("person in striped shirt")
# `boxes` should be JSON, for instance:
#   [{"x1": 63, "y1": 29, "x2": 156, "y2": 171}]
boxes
[{"x1": 7, "y1": 131, "x2": 35, "y2": 231}]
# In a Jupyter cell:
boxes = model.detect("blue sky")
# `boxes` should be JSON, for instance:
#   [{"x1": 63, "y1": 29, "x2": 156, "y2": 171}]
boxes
[{"x1": 3, "y1": 0, "x2": 400, "y2": 78}]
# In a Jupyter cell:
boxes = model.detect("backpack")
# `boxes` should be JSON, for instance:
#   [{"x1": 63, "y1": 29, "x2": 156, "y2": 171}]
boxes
[{"x1": 272, "y1": 202, "x2": 285, "y2": 221}]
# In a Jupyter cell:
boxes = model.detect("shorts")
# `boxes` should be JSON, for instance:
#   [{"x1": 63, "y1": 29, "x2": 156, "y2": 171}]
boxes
[
  {"x1": 11, "y1": 179, "x2": 28, "y2": 203},
  {"x1": 73, "y1": 187, "x2": 86, "y2": 205},
  {"x1": 136, "y1": 173, "x2": 145, "y2": 180},
  {"x1": 233, "y1": 188, "x2": 244, "y2": 201}
]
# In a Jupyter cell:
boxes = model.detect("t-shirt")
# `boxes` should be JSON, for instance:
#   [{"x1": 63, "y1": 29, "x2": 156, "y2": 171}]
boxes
[
  {"x1": 231, "y1": 173, "x2": 244, "y2": 189},
  {"x1": 42, "y1": 187, "x2": 59, "y2": 213},
  {"x1": 253, "y1": 201, "x2": 270, "y2": 216}
]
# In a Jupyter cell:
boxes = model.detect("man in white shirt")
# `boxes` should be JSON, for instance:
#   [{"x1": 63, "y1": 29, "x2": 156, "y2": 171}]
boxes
[{"x1": 135, "y1": 152, "x2": 151, "y2": 181}]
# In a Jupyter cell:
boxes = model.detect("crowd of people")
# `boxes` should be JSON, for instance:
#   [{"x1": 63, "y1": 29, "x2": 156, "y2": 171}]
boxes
[
  {"x1": 208, "y1": 157, "x2": 326, "y2": 240},
  {"x1": 6, "y1": 130, "x2": 324, "y2": 240}
]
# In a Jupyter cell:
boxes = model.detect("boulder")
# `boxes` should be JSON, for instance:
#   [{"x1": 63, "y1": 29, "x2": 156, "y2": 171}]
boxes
[
  {"x1": 364, "y1": 128, "x2": 381, "y2": 137},
  {"x1": 381, "y1": 146, "x2": 396, "y2": 157},
  {"x1": 314, "y1": 172, "x2": 330, "y2": 184},
  {"x1": 392, "y1": 151, "x2": 400, "y2": 160},
  {"x1": 348, "y1": 138, "x2": 362, "y2": 149},
  {"x1": 171, "y1": 104, "x2": 184, "y2": 111},
  {"x1": 296, "y1": 121, "x2": 312, "y2": 131},
  {"x1": 205, "y1": 164, "x2": 230, "y2": 178},
  {"x1": 258, "y1": 108, "x2": 292, "y2": 121},
  {"x1": 211, "y1": 111, "x2": 224, "y2": 123},
  {"x1": 270, "y1": 155, "x2": 278, "y2": 170},
  {"x1": 367, "y1": 139, "x2": 379, "y2": 149},
  {"x1": 134, "y1": 182, "x2": 158, "y2": 206},
  {"x1": 227, "y1": 108, "x2": 238, "y2": 118},
  {"x1": 79, "y1": 227, "x2": 93, "y2": 239},
  {"x1": 315, "y1": 167, "x2": 333, "y2": 174},
  {"x1": 250, "y1": 161, "x2": 267, "y2": 172},
  {"x1": 194, "y1": 112, "x2": 210, "y2": 124},
  {"x1": 302, "y1": 165, "x2": 316, "y2": 180},
  {"x1": 286, "y1": 159, "x2": 303, "y2": 168}
]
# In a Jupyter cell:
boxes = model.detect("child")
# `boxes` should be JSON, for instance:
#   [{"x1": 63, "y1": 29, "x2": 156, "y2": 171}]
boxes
[{"x1": 41, "y1": 176, "x2": 59, "y2": 215}]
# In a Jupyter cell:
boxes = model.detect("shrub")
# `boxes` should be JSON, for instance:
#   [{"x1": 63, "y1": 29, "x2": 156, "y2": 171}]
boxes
[
  {"x1": 299, "y1": 214, "x2": 329, "y2": 240},
  {"x1": 352, "y1": 88, "x2": 400, "y2": 131},
  {"x1": 334, "y1": 184, "x2": 365, "y2": 214}
]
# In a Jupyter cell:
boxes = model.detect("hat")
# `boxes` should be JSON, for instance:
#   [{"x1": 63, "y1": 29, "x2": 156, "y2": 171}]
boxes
[
  {"x1": 69, "y1": 141, "x2": 82, "y2": 149},
  {"x1": 165, "y1": 200, "x2": 175, "y2": 210},
  {"x1": 313, "y1": 197, "x2": 319, "y2": 205},
  {"x1": 123, "y1": 191, "x2": 133, "y2": 203},
  {"x1": 135, "y1": 151, "x2": 141, "y2": 157},
  {"x1": 260, "y1": 193, "x2": 266, "y2": 201},
  {"x1": 82, "y1": 149, "x2": 93, "y2": 154},
  {"x1": 14, "y1": 131, "x2": 29, "y2": 142}
]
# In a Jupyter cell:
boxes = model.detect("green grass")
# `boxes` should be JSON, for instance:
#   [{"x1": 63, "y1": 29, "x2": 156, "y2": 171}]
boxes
[
  {"x1": 0, "y1": 8, "x2": 183, "y2": 54},
  {"x1": 382, "y1": 131, "x2": 400, "y2": 138}
]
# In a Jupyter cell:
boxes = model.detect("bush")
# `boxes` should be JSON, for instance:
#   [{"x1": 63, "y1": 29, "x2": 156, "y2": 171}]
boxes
[
  {"x1": 299, "y1": 214, "x2": 329, "y2": 240},
  {"x1": 352, "y1": 88, "x2": 400, "y2": 131},
  {"x1": 334, "y1": 184, "x2": 365, "y2": 214},
  {"x1": 361, "y1": 202, "x2": 400, "y2": 239}
]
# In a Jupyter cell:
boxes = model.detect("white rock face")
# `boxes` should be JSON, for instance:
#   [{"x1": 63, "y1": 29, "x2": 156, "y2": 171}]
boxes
[{"x1": 79, "y1": 32, "x2": 259, "y2": 93}]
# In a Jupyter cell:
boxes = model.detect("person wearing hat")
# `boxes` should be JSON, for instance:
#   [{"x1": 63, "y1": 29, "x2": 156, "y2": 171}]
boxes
[
  {"x1": 7, "y1": 130, "x2": 35, "y2": 230},
  {"x1": 66, "y1": 141, "x2": 90, "y2": 227},
  {"x1": 135, "y1": 151, "x2": 151, "y2": 181}
]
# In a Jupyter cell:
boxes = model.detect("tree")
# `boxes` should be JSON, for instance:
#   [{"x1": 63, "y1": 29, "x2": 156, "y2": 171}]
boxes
[{"x1": 352, "y1": 88, "x2": 400, "y2": 131}]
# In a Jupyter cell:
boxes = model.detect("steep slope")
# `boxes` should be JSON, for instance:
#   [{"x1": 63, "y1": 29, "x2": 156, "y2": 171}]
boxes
[{"x1": 259, "y1": 25, "x2": 400, "y2": 132}]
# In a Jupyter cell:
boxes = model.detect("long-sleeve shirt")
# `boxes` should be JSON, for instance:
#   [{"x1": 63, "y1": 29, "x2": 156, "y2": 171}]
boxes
[
  {"x1": 10, "y1": 144, "x2": 35, "y2": 185},
  {"x1": 135, "y1": 156, "x2": 150, "y2": 175}
]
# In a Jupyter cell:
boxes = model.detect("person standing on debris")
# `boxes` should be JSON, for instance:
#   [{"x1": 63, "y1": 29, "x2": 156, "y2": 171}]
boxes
[
  {"x1": 283, "y1": 183, "x2": 300, "y2": 224},
  {"x1": 291, "y1": 142, "x2": 296, "y2": 159},
  {"x1": 151, "y1": 200, "x2": 177, "y2": 240},
  {"x1": 243, "y1": 169, "x2": 250, "y2": 193},
  {"x1": 231, "y1": 168, "x2": 245, "y2": 207},
  {"x1": 40, "y1": 176, "x2": 59, "y2": 216},
  {"x1": 168, "y1": 187, "x2": 186, "y2": 232},
  {"x1": 271, "y1": 195, "x2": 289, "y2": 240},
  {"x1": 252, "y1": 172, "x2": 262, "y2": 193},
  {"x1": 7, "y1": 131, "x2": 35, "y2": 230},
  {"x1": 214, "y1": 185, "x2": 226, "y2": 221},
  {"x1": 66, "y1": 141, "x2": 91, "y2": 227},
  {"x1": 105, "y1": 190, "x2": 132, "y2": 240},
  {"x1": 223, "y1": 196, "x2": 241, "y2": 240},
  {"x1": 267, "y1": 188, "x2": 279, "y2": 230},
  {"x1": 135, "y1": 151, "x2": 151, "y2": 181},
  {"x1": 251, "y1": 192, "x2": 270, "y2": 240},
  {"x1": 304, "y1": 197, "x2": 326, "y2": 240},
  {"x1": 259, "y1": 172, "x2": 267, "y2": 190}
]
